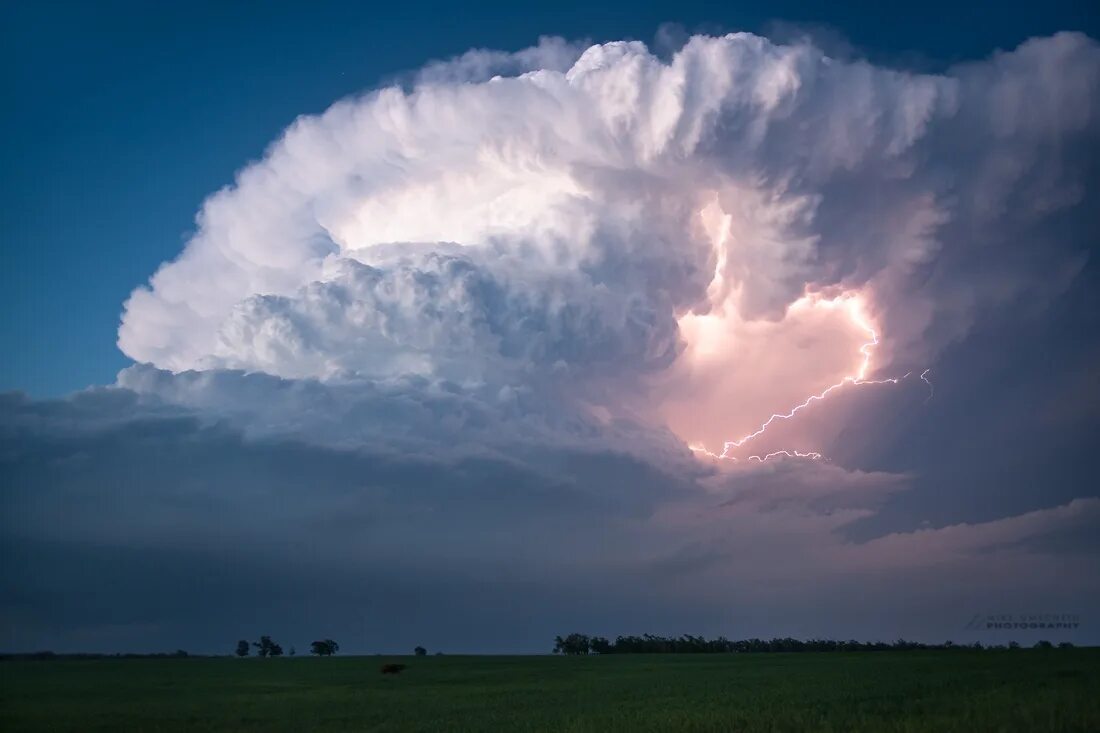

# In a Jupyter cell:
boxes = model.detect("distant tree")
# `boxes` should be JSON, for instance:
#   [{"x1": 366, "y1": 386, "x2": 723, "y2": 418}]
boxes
[
  {"x1": 1058, "y1": 642, "x2": 1074, "y2": 649},
  {"x1": 289, "y1": 646, "x2": 296, "y2": 656},
  {"x1": 590, "y1": 636, "x2": 612, "y2": 655},
  {"x1": 1034, "y1": 640, "x2": 1053, "y2": 649},
  {"x1": 414, "y1": 646, "x2": 427, "y2": 656},
  {"x1": 173, "y1": 649, "x2": 189, "y2": 658},
  {"x1": 553, "y1": 633, "x2": 591, "y2": 655},
  {"x1": 235, "y1": 640, "x2": 250, "y2": 658},
  {"x1": 311, "y1": 639, "x2": 339, "y2": 656},
  {"x1": 252, "y1": 636, "x2": 283, "y2": 658},
  {"x1": 1008, "y1": 641, "x2": 1021, "y2": 650}
]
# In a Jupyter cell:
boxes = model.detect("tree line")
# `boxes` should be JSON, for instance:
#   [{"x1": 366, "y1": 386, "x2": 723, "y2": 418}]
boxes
[
  {"x1": 551, "y1": 633, "x2": 1076, "y2": 655},
  {"x1": 234, "y1": 640, "x2": 430, "y2": 657},
  {"x1": 235, "y1": 637, "x2": 340, "y2": 657},
  {"x1": 0, "y1": 650, "x2": 202, "y2": 661}
]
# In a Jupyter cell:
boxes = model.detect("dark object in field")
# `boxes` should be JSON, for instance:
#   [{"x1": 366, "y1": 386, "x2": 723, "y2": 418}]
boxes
[{"x1": 381, "y1": 663, "x2": 407, "y2": 675}]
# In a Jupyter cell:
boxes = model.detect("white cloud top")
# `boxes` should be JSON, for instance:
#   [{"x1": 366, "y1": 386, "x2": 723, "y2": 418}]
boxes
[{"x1": 119, "y1": 32, "x2": 1099, "y2": 419}]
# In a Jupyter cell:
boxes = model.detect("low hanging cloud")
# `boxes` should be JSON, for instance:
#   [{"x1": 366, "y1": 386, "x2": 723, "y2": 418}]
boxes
[
  {"x1": 3, "y1": 31, "x2": 1100, "y2": 651},
  {"x1": 3, "y1": 387, "x2": 1098, "y2": 652}
]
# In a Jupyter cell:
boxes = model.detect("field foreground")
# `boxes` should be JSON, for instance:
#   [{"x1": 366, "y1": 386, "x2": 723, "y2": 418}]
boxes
[{"x1": 2, "y1": 650, "x2": 1099, "y2": 731}]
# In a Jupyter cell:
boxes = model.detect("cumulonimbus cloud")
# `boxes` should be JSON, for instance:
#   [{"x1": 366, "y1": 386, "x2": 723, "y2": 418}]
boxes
[
  {"x1": 116, "y1": 31, "x2": 1099, "y2": 458},
  {"x1": 4, "y1": 31, "x2": 1100, "y2": 651}
]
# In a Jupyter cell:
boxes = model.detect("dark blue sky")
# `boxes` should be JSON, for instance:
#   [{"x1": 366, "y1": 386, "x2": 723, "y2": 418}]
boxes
[{"x1": 2, "y1": 0, "x2": 1098, "y2": 396}]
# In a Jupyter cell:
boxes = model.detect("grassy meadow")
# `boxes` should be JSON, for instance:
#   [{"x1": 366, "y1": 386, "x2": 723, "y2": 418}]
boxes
[{"x1": 2, "y1": 649, "x2": 1099, "y2": 731}]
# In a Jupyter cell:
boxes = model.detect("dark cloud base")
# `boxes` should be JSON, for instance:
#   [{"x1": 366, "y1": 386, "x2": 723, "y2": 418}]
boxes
[{"x1": 3, "y1": 379, "x2": 1098, "y2": 653}]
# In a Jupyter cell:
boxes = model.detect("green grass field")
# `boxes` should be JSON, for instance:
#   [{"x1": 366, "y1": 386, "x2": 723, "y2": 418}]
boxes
[{"x1": 3, "y1": 650, "x2": 1099, "y2": 731}]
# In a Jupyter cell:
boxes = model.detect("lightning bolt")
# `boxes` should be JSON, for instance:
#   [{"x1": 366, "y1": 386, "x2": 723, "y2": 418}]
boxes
[
  {"x1": 921, "y1": 368, "x2": 934, "y2": 403},
  {"x1": 689, "y1": 444, "x2": 824, "y2": 463},
  {"x1": 691, "y1": 293, "x2": 921, "y2": 464}
]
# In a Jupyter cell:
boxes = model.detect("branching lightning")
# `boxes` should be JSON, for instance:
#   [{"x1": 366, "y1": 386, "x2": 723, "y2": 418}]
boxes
[
  {"x1": 689, "y1": 444, "x2": 824, "y2": 462},
  {"x1": 690, "y1": 294, "x2": 922, "y2": 464}
]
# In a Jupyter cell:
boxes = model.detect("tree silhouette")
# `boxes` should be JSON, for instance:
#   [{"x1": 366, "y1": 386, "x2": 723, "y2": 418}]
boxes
[
  {"x1": 252, "y1": 636, "x2": 283, "y2": 658},
  {"x1": 310, "y1": 639, "x2": 339, "y2": 656},
  {"x1": 553, "y1": 633, "x2": 591, "y2": 655},
  {"x1": 235, "y1": 640, "x2": 250, "y2": 658},
  {"x1": 590, "y1": 637, "x2": 612, "y2": 654},
  {"x1": 414, "y1": 646, "x2": 427, "y2": 656}
]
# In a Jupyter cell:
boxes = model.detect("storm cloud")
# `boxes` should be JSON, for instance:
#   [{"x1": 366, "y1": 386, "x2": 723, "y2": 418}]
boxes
[{"x1": 3, "y1": 31, "x2": 1100, "y2": 652}]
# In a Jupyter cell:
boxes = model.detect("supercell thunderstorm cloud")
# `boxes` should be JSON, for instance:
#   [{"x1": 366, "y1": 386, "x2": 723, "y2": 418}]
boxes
[
  {"x1": 4, "y1": 31, "x2": 1100, "y2": 652},
  {"x1": 117, "y1": 32, "x2": 1095, "y2": 458}
]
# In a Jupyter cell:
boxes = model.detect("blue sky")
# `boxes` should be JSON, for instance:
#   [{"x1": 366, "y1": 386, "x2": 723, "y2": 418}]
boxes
[{"x1": 3, "y1": 0, "x2": 1098, "y2": 396}]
